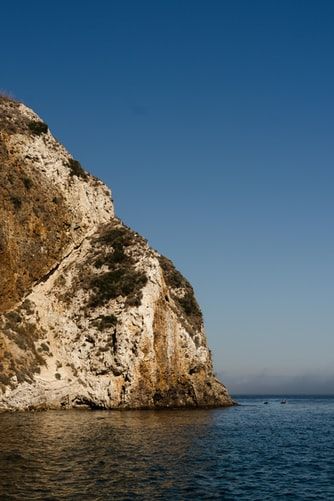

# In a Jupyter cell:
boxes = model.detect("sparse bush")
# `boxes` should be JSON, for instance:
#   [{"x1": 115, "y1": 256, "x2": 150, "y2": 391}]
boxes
[
  {"x1": 159, "y1": 255, "x2": 203, "y2": 332},
  {"x1": 94, "y1": 247, "x2": 130, "y2": 269},
  {"x1": 88, "y1": 224, "x2": 148, "y2": 308},
  {"x1": 179, "y1": 292, "x2": 200, "y2": 317},
  {"x1": 90, "y1": 268, "x2": 147, "y2": 307},
  {"x1": 21, "y1": 299, "x2": 34, "y2": 314},
  {"x1": 158, "y1": 256, "x2": 185, "y2": 289},
  {"x1": 5, "y1": 311, "x2": 22, "y2": 324},
  {"x1": 97, "y1": 227, "x2": 135, "y2": 248},
  {"x1": 10, "y1": 195, "x2": 22, "y2": 209},
  {"x1": 67, "y1": 158, "x2": 88, "y2": 179},
  {"x1": 28, "y1": 120, "x2": 48, "y2": 135},
  {"x1": 22, "y1": 176, "x2": 33, "y2": 190}
]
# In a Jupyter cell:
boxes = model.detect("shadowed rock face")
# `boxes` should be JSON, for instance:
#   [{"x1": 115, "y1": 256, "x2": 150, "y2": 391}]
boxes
[
  {"x1": 0, "y1": 104, "x2": 70, "y2": 311},
  {"x1": 0, "y1": 96, "x2": 233, "y2": 411}
]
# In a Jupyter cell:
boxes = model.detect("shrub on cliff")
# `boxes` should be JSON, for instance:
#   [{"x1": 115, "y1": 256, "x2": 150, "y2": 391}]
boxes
[
  {"x1": 158, "y1": 255, "x2": 203, "y2": 332},
  {"x1": 67, "y1": 159, "x2": 88, "y2": 179},
  {"x1": 28, "y1": 120, "x2": 48, "y2": 135},
  {"x1": 88, "y1": 224, "x2": 148, "y2": 308}
]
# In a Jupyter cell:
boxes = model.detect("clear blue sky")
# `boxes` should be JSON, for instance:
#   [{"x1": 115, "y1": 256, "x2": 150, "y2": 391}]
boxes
[{"x1": 2, "y1": 1, "x2": 333, "y2": 394}]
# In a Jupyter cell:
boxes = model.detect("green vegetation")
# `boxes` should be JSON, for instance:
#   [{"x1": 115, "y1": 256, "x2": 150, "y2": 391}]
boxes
[
  {"x1": 22, "y1": 176, "x2": 33, "y2": 190},
  {"x1": 10, "y1": 195, "x2": 22, "y2": 210},
  {"x1": 97, "y1": 226, "x2": 140, "y2": 248},
  {"x1": 39, "y1": 342, "x2": 50, "y2": 352},
  {"x1": 67, "y1": 158, "x2": 88, "y2": 179},
  {"x1": 158, "y1": 255, "x2": 203, "y2": 332},
  {"x1": 88, "y1": 225, "x2": 148, "y2": 308},
  {"x1": 179, "y1": 292, "x2": 201, "y2": 318},
  {"x1": 28, "y1": 120, "x2": 48, "y2": 135},
  {"x1": 0, "y1": 95, "x2": 43, "y2": 136},
  {"x1": 21, "y1": 299, "x2": 35, "y2": 315},
  {"x1": 90, "y1": 269, "x2": 147, "y2": 307}
]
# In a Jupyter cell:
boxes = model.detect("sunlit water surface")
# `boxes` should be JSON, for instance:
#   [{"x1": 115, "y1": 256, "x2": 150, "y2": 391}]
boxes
[{"x1": 0, "y1": 396, "x2": 333, "y2": 500}]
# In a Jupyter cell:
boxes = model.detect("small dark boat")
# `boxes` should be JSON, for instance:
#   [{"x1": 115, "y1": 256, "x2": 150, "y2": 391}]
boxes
[
  {"x1": 263, "y1": 401, "x2": 269, "y2": 404},
  {"x1": 280, "y1": 400, "x2": 287, "y2": 404}
]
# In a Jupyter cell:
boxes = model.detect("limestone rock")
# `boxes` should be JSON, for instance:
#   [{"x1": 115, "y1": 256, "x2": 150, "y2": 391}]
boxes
[{"x1": 0, "y1": 95, "x2": 233, "y2": 410}]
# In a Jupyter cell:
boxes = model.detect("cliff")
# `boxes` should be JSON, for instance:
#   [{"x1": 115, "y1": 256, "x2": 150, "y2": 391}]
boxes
[{"x1": 0, "y1": 96, "x2": 233, "y2": 410}]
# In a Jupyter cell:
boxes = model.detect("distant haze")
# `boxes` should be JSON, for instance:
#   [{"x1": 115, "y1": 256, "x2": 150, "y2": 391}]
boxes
[{"x1": 220, "y1": 371, "x2": 334, "y2": 396}]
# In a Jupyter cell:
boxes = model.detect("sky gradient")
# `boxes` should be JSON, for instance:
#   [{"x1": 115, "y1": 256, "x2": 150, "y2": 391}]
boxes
[{"x1": 1, "y1": 1, "x2": 333, "y2": 394}]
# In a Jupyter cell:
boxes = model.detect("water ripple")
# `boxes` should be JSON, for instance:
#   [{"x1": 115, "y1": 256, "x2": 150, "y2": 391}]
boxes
[{"x1": 0, "y1": 397, "x2": 333, "y2": 499}]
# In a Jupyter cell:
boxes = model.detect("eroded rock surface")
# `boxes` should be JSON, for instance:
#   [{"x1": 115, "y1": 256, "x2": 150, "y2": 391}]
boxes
[{"x1": 0, "y1": 96, "x2": 233, "y2": 410}]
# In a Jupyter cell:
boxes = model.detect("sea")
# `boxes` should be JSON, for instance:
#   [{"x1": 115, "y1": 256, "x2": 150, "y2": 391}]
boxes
[{"x1": 0, "y1": 395, "x2": 333, "y2": 500}]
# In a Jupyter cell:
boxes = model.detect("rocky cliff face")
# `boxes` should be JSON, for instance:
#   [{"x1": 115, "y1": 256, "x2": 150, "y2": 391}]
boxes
[{"x1": 0, "y1": 96, "x2": 233, "y2": 411}]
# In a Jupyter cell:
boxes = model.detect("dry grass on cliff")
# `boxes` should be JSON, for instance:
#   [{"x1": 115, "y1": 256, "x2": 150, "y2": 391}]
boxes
[
  {"x1": 0, "y1": 91, "x2": 18, "y2": 103},
  {"x1": 0, "y1": 300, "x2": 47, "y2": 392},
  {"x1": 0, "y1": 95, "x2": 49, "y2": 137}
]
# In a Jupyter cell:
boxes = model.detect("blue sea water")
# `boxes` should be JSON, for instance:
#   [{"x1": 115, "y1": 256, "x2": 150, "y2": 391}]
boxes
[{"x1": 0, "y1": 396, "x2": 333, "y2": 500}]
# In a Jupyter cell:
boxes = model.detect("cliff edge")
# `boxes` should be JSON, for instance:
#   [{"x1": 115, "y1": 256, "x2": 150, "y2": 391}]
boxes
[{"x1": 0, "y1": 96, "x2": 233, "y2": 410}]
